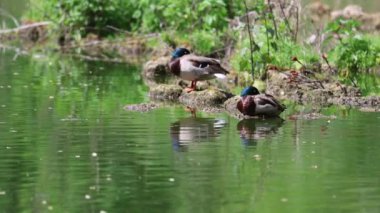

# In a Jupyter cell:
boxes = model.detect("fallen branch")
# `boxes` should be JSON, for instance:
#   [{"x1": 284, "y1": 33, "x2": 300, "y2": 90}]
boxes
[{"x1": 0, "y1": 21, "x2": 51, "y2": 34}]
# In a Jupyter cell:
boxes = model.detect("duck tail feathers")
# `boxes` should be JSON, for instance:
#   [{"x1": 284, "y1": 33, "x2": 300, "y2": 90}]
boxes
[{"x1": 214, "y1": 73, "x2": 227, "y2": 79}]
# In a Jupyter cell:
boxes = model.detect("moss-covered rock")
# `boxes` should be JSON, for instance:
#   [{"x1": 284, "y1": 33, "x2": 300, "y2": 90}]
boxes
[
  {"x1": 149, "y1": 84, "x2": 183, "y2": 101},
  {"x1": 179, "y1": 88, "x2": 233, "y2": 108},
  {"x1": 143, "y1": 57, "x2": 170, "y2": 79},
  {"x1": 124, "y1": 103, "x2": 160, "y2": 112},
  {"x1": 224, "y1": 96, "x2": 244, "y2": 119},
  {"x1": 148, "y1": 84, "x2": 234, "y2": 111}
]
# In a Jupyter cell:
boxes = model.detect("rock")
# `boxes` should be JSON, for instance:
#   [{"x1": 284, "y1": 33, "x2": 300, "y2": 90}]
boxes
[
  {"x1": 148, "y1": 84, "x2": 234, "y2": 111},
  {"x1": 124, "y1": 103, "x2": 160, "y2": 112},
  {"x1": 149, "y1": 83, "x2": 235, "y2": 109},
  {"x1": 343, "y1": 5, "x2": 363, "y2": 19},
  {"x1": 330, "y1": 5, "x2": 380, "y2": 31},
  {"x1": 149, "y1": 84, "x2": 183, "y2": 101},
  {"x1": 143, "y1": 57, "x2": 170, "y2": 79},
  {"x1": 307, "y1": 1, "x2": 331, "y2": 24},
  {"x1": 224, "y1": 96, "x2": 244, "y2": 119},
  {"x1": 179, "y1": 88, "x2": 234, "y2": 109},
  {"x1": 331, "y1": 10, "x2": 344, "y2": 20}
]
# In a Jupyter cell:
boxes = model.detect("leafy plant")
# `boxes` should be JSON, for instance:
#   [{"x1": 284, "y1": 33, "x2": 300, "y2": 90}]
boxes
[
  {"x1": 324, "y1": 18, "x2": 361, "y2": 40},
  {"x1": 324, "y1": 19, "x2": 380, "y2": 86},
  {"x1": 332, "y1": 35, "x2": 380, "y2": 83},
  {"x1": 189, "y1": 30, "x2": 224, "y2": 55}
]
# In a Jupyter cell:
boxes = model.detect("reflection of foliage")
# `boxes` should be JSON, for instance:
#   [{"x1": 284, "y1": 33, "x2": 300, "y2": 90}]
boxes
[{"x1": 3, "y1": 53, "x2": 148, "y2": 119}]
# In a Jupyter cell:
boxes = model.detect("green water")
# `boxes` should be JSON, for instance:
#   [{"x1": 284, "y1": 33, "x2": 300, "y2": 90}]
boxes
[{"x1": 1, "y1": 51, "x2": 380, "y2": 213}]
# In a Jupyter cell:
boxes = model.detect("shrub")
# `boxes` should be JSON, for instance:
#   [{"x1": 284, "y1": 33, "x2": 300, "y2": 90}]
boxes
[
  {"x1": 335, "y1": 36, "x2": 379, "y2": 74},
  {"x1": 26, "y1": 0, "x2": 237, "y2": 37},
  {"x1": 27, "y1": 0, "x2": 140, "y2": 36},
  {"x1": 189, "y1": 30, "x2": 224, "y2": 55},
  {"x1": 231, "y1": 25, "x2": 319, "y2": 77}
]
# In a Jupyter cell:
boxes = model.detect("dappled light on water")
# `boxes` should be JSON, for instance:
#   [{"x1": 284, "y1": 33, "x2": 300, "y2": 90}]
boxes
[{"x1": 1, "y1": 51, "x2": 380, "y2": 212}]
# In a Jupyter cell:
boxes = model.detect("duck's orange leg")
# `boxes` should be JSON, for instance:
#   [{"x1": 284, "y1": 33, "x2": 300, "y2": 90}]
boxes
[{"x1": 184, "y1": 81, "x2": 197, "y2": 93}]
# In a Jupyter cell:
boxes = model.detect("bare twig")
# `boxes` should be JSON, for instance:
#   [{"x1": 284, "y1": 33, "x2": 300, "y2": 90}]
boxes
[
  {"x1": 106, "y1": 25, "x2": 133, "y2": 35},
  {"x1": 0, "y1": 21, "x2": 51, "y2": 34},
  {"x1": 294, "y1": 5, "x2": 299, "y2": 42},
  {"x1": 278, "y1": 1, "x2": 293, "y2": 38},
  {"x1": 267, "y1": 0, "x2": 278, "y2": 39},
  {"x1": 322, "y1": 53, "x2": 333, "y2": 72},
  {"x1": 264, "y1": 9, "x2": 270, "y2": 58},
  {"x1": 243, "y1": 0, "x2": 255, "y2": 78}
]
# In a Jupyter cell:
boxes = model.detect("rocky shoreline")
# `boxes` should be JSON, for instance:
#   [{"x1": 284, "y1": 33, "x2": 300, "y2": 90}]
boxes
[{"x1": 125, "y1": 55, "x2": 379, "y2": 119}]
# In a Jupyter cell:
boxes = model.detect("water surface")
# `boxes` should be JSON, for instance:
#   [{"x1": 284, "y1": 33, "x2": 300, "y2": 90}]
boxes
[{"x1": 1, "y1": 51, "x2": 380, "y2": 212}]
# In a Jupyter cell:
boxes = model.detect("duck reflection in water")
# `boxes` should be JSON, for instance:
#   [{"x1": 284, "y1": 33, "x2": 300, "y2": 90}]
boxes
[
  {"x1": 237, "y1": 118, "x2": 284, "y2": 146},
  {"x1": 170, "y1": 117, "x2": 227, "y2": 151}
]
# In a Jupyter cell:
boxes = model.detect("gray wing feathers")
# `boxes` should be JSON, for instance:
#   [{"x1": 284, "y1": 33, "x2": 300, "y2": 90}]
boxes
[{"x1": 183, "y1": 55, "x2": 229, "y2": 75}]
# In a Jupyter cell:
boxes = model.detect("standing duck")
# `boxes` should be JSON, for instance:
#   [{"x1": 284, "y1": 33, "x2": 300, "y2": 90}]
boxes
[
  {"x1": 168, "y1": 48, "x2": 229, "y2": 92},
  {"x1": 237, "y1": 86, "x2": 286, "y2": 117}
]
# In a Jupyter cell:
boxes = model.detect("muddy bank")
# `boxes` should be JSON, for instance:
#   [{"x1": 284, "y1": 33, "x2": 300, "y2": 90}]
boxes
[
  {"x1": 265, "y1": 69, "x2": 379, "y2": 111},
  {"x1": 265, "y1": 69, "x2": 361, "y2": 105},
  {"x1": 331, "y1": 96, "x2": 380, "y2": 111},
  {"x1": 139, "y1": 61, "x2": 379, "y2": 118}
]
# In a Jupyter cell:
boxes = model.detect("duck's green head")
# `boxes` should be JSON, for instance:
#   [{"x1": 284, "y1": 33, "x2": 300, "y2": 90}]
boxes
[
  {"x1": 241, "y1": 86, "x2": 260, "y2": 97},
  {"x1": 171, "y1": 48, "x2": 190, "y2": 59}
]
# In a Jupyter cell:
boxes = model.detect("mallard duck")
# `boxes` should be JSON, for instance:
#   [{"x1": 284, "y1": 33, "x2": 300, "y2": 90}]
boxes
[
  {"x1": 169, "y1": 48, "x2": 229, "y2": 92},
  {"x1": 237, "y1": 86, "x2": 286, "y2": 117}
]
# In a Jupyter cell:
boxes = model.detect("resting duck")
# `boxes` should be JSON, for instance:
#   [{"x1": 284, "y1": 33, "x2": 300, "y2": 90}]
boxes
[
  {"x1": 237, "y1": 86, "x2": 286, "y2": 117},
  {"x1": 168, "y1": 48, "x2": 229, "y2": 92}
]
